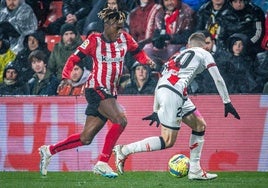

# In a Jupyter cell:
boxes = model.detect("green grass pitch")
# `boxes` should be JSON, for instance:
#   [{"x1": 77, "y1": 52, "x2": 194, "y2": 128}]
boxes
[{"x1": 1, "y1": 171, "x2": 267, "y2": 188}]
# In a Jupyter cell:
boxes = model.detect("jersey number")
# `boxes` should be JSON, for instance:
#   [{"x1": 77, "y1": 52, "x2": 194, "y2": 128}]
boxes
[
  {"x1": 175, "y1": 50, "x2": 195, "y2": 68},
  {"x1": 176, "y1": 107, "x2": 182, "y2": 118}
]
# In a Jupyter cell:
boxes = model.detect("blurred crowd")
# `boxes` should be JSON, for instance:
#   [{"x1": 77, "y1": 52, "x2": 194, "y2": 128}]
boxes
[{"x1": 0, "y1": 0, "x2": 268, "y2": 96}]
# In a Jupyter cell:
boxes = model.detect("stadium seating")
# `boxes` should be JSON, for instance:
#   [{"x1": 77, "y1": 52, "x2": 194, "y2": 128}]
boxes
[
  {"x1": 45, "y1": 35, "x2": 61, "y2": 51},
  {"x1": 45, "y1": 35, "x2": 87, "y2": 51}
]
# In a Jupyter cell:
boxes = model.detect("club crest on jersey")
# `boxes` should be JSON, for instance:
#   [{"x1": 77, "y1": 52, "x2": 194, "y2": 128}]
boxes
[{"x1": 81, "y1": 39, "x2": 89, "y2": 49}]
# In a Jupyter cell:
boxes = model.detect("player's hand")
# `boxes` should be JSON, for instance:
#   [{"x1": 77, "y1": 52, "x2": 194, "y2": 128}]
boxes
[
  {"x1": 57, "y1": 79, "x2": 72, "y2": 93},
  {"x1": 224, "y1": 102, "x2": 240, "y2": 119},
  {"x1": 142, "y1": 112, "x2": 160, "y2": 127},
  {"x1": 147, "y1": 60, "x2": 156, "y2": 70}
]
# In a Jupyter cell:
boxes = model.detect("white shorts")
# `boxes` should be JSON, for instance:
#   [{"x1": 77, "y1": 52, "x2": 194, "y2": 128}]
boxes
[{"x1": 155, "y1": 85, "x2": 196, "y2": 130}]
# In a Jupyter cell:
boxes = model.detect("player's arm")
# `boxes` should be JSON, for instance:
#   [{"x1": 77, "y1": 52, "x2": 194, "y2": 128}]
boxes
[
  {"x1": 62, "y1": 53, "x2": 82, "y2": 79},
  {"x1": 208, "y1": 64, "x2": 240, "y2": 119},
  {"x1": 125, "y1": 32, "x2": 156, "y2": 69},
  {"x1": 62, "y1": 35, "x2": 95, "y2": 79},
  {"x1": 207, "y1": 64, "x2": 230, "y2": 104}
]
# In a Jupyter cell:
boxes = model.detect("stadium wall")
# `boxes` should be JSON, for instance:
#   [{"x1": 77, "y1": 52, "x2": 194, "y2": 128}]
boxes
[{"x1": 0, "y1": 95, "x2": 267, "y2": 172}]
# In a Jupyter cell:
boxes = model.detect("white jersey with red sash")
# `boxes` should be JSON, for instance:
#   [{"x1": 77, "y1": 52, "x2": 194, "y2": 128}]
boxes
[
  {"x1": 154, "y1": 47, "x2": 231, "y2": 127},
  {"x1": 160, "y1": 47, "x2": 230, "y2": 103}
]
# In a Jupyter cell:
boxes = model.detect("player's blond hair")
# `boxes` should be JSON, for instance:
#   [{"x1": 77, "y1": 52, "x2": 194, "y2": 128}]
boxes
[
  {"x1": 187, "y1": 32, "x2": 206, "y2": 48},
  {"x1": 98, "y1": 8, "x2": 126, "y2": 24}
]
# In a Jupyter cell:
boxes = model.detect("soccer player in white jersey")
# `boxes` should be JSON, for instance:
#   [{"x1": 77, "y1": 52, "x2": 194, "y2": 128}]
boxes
[
  {"x1": 114, "y1": 32, "x2": 240, "y2": 180},
  {"x1": 38, "y1": 8, "x2": 155, "y2": 178}
]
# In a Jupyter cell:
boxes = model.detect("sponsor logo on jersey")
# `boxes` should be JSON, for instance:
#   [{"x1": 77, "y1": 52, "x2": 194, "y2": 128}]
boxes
[
  {"x1": 101, "y1": 56, "x2": 124, "y2": 62},
  {"x1": 81, "y1": 39, "x2": 89, "y2": 49}
]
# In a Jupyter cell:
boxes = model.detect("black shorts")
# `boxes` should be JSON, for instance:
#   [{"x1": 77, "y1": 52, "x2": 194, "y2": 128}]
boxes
[{"x1": 84, "y1": 87, "x2": 115, "y2": 121}]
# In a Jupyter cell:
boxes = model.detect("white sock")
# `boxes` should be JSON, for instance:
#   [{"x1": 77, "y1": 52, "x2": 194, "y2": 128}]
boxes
[
  {"x1": 189, "y1": 133, "x2": 204, "y2": 172},
  {"x1": 121, "y1": 136, "x2": 163, "y2": 156}
]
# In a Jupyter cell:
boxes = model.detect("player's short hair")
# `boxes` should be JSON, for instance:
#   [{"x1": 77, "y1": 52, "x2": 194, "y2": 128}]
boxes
[
  {"x1": 188, "y1": 32, "x2": 206, "y2": 48},
  {"x1": 98, "y1": 8, "x2": 126, "y2": 24}
]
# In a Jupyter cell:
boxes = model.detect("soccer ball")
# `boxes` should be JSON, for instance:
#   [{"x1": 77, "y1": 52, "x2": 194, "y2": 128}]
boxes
[{"x1": 168, "y1": 154, "x2": 190, "y2": 178}]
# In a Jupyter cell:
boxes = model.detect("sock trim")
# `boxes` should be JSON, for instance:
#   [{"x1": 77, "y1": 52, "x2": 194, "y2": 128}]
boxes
[
  {"x1": 159, "y1": 136, "x2": 166, "y2": 149},
  {"x1": 192, "y1": 130, "x2": 205, "y2": 136}
]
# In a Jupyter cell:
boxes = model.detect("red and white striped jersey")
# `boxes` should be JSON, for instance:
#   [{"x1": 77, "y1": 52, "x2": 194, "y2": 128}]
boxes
[{"x1": 62, "y1": 31, "x2": 151, "y2": 95}]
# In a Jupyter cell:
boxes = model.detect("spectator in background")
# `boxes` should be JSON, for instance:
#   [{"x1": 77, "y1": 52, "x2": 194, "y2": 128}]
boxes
[
  {"x1": 57, "y1": 61, "x2": 91, "y2": 96},
  {"x1": 182, "y1": 0, "x2": 209, "y2": 12},
  {"x1": 201, "y1": 30, "x2": 230, "y2": 80},
  {"x1": 128, "y1": 0, "x2": 161, "y2": 43},
  {"x1": 25, "y1": 0, "x2": 52, "y2": 29},
  {"x1": 0, "y1": 0, "x2": 38, "y2": 54},
  {"x1": 219, "y1": 0, "x2": 265, "y2": 58},
  {"x1": 225, "y1": 33, "x2": 257, "y2": 93},
  {"x1": 0, "y1": 0, "x2": 4, "y2": 7},
  {"x1": 0, "y1": 61, "x2": 29, "y2": 95},
  {"x1": 82, "y1": 0, "x2": 131, "y2": 35},
  {"x1": 195, "y1": 0, "x2": 229, "y2": 47},
  {"x1": 28, "y1": 50, "x2": 59, "y2": 96},
  {"x1": 252, "y1": 0, "x2": 268, "y2": 14},
  {"x1": 0, "y1": 28, "x2": 16, "y2": 83},
  {"x1": 84, "y1": 21, "x2": 103, "y2": 37},
  {"x1": 263, "y1": 82, "x2": 268, "y2": 94},
  {"x1": 123, "y1": 0, "x2": 161, "y2": 75},
  {"x1": 14, "y1": 29, "x2": 50, "y2": 83},
  {"x1": 46, "y1": 0, "x2": 93, "y2": 35},
  {"x1": 48, "y1": 23, "x2": 84, "y2": 81},
  {"x1": 122, "y1": 62, "x2": 157, "y2": 94},
  {"x1": 252, "y1": 49, "x2": 268, "y2": 93},
  {"x1": 190, "y1": 29, "x2": 228, "y2": 94},
  {"x1": 143, "y1": 0, "x2": 195, "y2": 69}
]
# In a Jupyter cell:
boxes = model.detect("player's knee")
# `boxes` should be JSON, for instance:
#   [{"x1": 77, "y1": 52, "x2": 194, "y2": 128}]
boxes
[
  {"x1": 162, "y1": 137, "x2": 176, "y2": 148},
  {"x1": 112, "y1": 114, "x2": 128, "y2": 127},
  {"x1": 80, "y1": 134, "x2": 93, "y2": 145},
  {"x1": 165, "y1": 140, "x2": 176, "y2": 148},
  {"x1": 194, "y1": 120, "x2": 206, "y2": 132},
  {"x1": 196, "y1": 124, "x2": 206, "y2": 132}
]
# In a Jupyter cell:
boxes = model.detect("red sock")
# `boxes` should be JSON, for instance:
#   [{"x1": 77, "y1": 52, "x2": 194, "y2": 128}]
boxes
[
  {"x1": 49, "y1": 133, "x2": 83, "y2": 155},
  {"x1": 99, "y1": 124, "x2": 125, "y2": 162}
]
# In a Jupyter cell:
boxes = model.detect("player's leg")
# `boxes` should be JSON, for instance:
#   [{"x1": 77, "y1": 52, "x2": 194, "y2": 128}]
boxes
[
  {"x1": 97, "y1": 97, "x2": 126, "y2": 164},
  {"x1": 92, "y1": 88, "x2": 127, "y2": 177},
  {"x1": 39, "y1": 115, "x2": 105, "y2": 176},
  {"x1": 114, "y1": 125, "x2": 179, "y2": 174},
  {"x1": 182, "y1": 112, "x2": 206, "y2": 171},
  {"x1": 182, "y1": 99, "x2": 217, "y2": 180},
  {"x1": 39, "y1": 88, "x2": 106, "y2": 176},
  {"x1": 114, "y1": 86, "x2": 182, "y2": 174}
]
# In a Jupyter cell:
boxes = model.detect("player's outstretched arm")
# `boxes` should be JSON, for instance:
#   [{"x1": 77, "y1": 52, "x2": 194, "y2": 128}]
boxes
[{"x1": 208, "y1": 66, "x2": 240, "y2": 120}]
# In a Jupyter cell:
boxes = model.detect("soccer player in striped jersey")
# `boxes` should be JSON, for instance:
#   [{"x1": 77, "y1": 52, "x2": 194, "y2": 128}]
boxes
[
  {"x1": 114, "y1": 32, "x2": 240, "y2": 180},
  {"x1": 38, "y1": 8, "x2": 155, "y2": 178}
]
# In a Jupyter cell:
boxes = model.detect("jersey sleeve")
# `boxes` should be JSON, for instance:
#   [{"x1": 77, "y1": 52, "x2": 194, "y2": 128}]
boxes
[
  {"x1": 62, "y1": 34, "x2": 97, "y2": 79},
  {"x1": 62, "y1": 54, "x2": 81, "y2": 79},
  {"x1": 124, "y1": 32, "x2": 151, "y2": 65},
  {"x1": 208, "y1": 65, "x2": 231, "y2": 104},
  {"x1": 77, "y1": 33, "x2": 98, "y2": 56},
  {"x1": 203, "y1": 51, "x2": 216, "y2": 68},
  {"x1": 203, "y1": 51, "x2": 231, "y2": 103}
]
